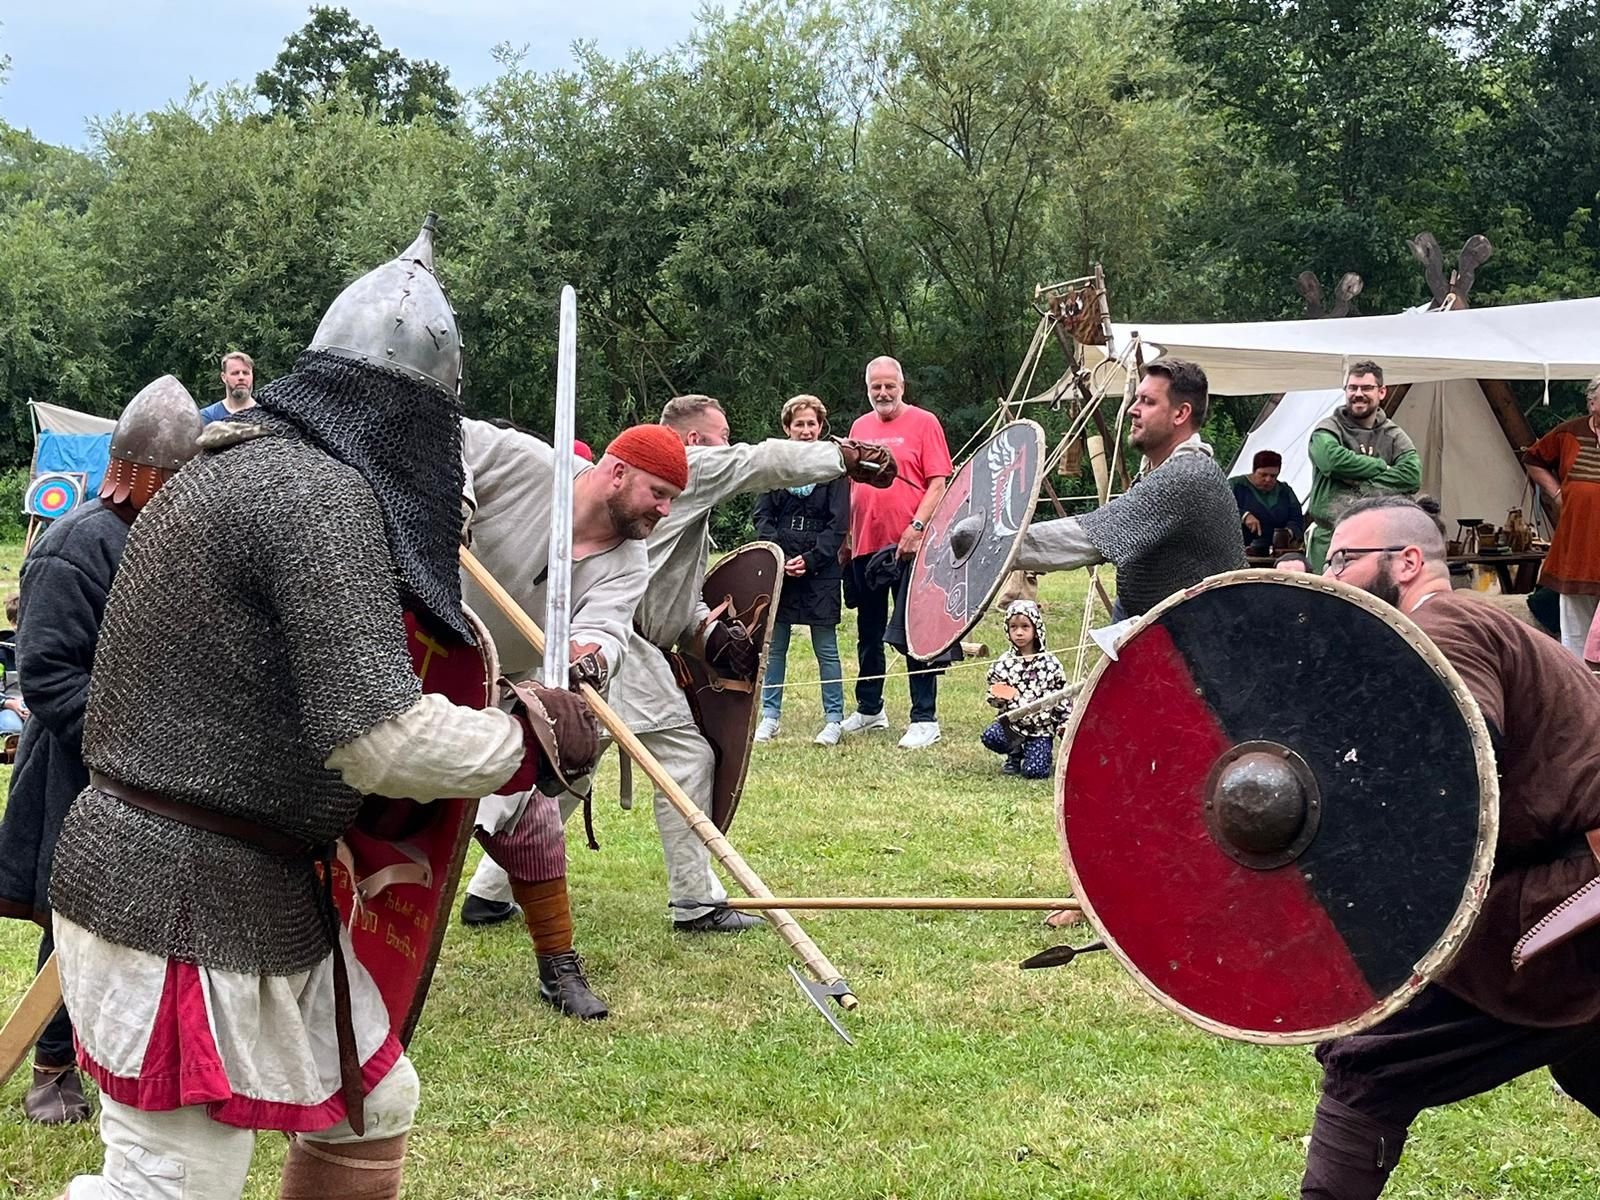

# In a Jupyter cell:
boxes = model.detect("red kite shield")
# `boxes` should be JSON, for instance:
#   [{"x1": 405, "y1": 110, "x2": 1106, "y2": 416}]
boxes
[
  {"x1": 677, "y1": 542, "x2": 784, "y2": 832},
  {"x1": 906, "y1": 420, "x2": 1046, "y2": 661},
  {"x1": 1058, "y1": 571, "x2": 1498, "y2": 1044},
  {"x1": 332, "y1": 605, "x2": 496, "y2": 1044}
]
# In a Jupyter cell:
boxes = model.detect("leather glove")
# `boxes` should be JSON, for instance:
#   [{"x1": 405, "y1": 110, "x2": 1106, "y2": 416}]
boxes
[
  {"x1": 503, "y1": 678, "x2": 601, "y2": 795},
  {"x1": 702, "y1": 618, "x2": 760, "y2": 680},
  {"x1": 833, "y1": 438, "x2": 898, "y2": 488},
  {"x1": 568, "y1": 641, "x2": 608, "y2": 692}
]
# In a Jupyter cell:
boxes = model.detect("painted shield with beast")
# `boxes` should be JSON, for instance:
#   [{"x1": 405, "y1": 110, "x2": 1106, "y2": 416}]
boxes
[
  {"x1": 1058, "y1": 571, "x2": 1498, "y2": 1044},
  {"x1": 332, "y1": 605, "x2": 496, "y2": 1043},
  {"x1": 676, "y1": 542, "x2": 784, "y2": 832},
  {"x1": 906, "y1": 420, "x2": 1046, "y2": 661}
]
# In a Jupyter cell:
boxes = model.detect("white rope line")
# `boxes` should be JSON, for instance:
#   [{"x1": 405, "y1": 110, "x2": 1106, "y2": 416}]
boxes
[{"x1": 761, "y1": 630, "x2": 1111, "y2": 692}]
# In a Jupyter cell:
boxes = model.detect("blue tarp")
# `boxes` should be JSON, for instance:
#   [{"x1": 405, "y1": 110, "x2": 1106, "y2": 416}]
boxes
[{"x1": 35, "y1": 428, "x2": 112, "y2": 497}]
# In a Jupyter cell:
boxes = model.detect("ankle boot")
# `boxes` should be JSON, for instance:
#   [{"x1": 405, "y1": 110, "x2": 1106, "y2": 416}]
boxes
[
  {"x1": 537, "y1": 950, "x2": 609, "y2": 1020},
  {"x1": 280, "y1": 1132, "x2": 408, "y2": 1199},
  {"x1": 24, "y1": 1064, "x2": 90, "y2": 1125}
]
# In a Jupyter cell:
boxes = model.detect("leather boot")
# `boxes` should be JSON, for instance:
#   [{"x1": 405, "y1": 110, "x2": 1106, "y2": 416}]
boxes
[
  {"x1": 24, "y1": 1064, "x2": 91, "y2": 1125},
  {"x1": 280, "y1": 1132, "x2": 407, "y2": 1199},
  {"x1": 536, "y1": 950, "x2": 609, "y2": 1020}
]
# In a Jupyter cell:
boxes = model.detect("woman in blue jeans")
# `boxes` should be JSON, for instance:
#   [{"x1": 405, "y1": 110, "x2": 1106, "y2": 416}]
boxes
[{"x1": 753, "y1": 395, "x2": 850, "y2": 746}]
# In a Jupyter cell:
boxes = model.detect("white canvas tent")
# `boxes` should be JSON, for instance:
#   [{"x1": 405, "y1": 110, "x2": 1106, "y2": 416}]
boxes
[
  {"x1": 30, "y1": 399, "x2": 117, "y2": 437},
  {"x1": 1081, "y1": 295, "x2": 1600, "y2": 536}
]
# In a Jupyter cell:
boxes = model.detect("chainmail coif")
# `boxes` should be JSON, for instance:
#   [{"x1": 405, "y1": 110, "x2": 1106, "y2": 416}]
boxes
[{"x1": 255, "y1": 348, "x2": 471, "y2": 642}]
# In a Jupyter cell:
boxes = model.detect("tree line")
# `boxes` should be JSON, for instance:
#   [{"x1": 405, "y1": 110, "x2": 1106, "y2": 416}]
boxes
[{"x1": 1, "y1": 0, "x2": 1596, "y2": 481}]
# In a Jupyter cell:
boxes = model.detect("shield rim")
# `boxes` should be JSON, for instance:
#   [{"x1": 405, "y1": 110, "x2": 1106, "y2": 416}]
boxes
[
  {"x1": 906, "y1": 419, "x2": 1048, "y2": 661},
  {"x1": 397, "y1": 601, "x2": 498, "y2": 1044},
  {"x1": 705, "y1": 540, "x2": 785, "y2": 833},
  {"x1": 1057, "y1": 568, "x2": 1500, "y2": 1046}
]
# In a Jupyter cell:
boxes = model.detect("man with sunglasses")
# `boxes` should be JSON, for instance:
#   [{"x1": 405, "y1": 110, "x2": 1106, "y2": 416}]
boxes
[
  {"x1": 1305, "y1": 495, "x2": 1600, "y2": 1198},
  {"x1": 1304, "y1": 361, "x2": 1421, "y2": 573}
]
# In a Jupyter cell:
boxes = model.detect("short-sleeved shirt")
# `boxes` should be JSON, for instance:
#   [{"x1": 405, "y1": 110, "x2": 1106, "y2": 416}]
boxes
[
  {"x1": 200, "y1": 400, "x2": 242, "y2": 425},
  {"x1": 1524, "y1": 417, "x2": 1600, "y2": 594},
  {"x1": 847, "y1": 405, "x2": 952, "y2": 557}
]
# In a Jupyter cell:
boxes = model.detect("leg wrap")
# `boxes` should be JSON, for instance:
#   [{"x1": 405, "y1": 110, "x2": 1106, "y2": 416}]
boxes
[
  {"x1": 279, "y1": 1134, "x2": 407, "y2": 1200},
  {"x1": 1301, "y1": 1094, "x2": 1407, "y2": 1200},
  {"x1": 512, "y1": 877, "x2": 574, "y2": 955}
]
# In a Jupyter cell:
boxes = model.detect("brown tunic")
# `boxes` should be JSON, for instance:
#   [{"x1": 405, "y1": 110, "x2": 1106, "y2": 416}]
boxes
[{"x1": 1411, "y1": 589, "x2": 1600, "y2": 1027}]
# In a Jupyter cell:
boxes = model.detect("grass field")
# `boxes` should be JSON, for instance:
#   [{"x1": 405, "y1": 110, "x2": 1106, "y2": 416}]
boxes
[{"x1": 2, "y1": 561, "x2": 1597, "y2": 1198}]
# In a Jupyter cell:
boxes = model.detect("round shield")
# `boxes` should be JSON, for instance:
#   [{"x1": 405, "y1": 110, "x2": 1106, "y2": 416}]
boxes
[
  {"x1": 25, "y1": 471, "x2": 87, "y2": 519},
  {"x1": 1058, "y1": 571, "x2": 1497, "y2": 1044},
  {"x1": 906, "y1": 420, "x2": 1046, "y2": 661}
]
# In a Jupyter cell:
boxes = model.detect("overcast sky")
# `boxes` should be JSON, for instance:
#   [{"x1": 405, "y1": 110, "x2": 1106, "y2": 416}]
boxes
[{"x1": 2, "y1": 1, "x2": 708, "y2": 147}]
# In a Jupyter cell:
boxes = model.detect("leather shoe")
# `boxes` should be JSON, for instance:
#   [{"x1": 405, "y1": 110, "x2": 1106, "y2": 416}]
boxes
[
  {"x1": 461, "y1": 895, "x2": 521, "y2": 927},
  {"x1": 536, "y1": 951, "x2": 609, "y2": 1020},
  {"x1": 673, "y1": 907, "x2": 763, "y2": 933},
  {"x1": 24, "y1": 1065, "x2": 90, "y2": 1125}
]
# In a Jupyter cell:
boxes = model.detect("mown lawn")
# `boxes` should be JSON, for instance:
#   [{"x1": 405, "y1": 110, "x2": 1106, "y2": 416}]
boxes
[{"x1": 2, "y1": 561, "x2": 1596, "y2": 1198}]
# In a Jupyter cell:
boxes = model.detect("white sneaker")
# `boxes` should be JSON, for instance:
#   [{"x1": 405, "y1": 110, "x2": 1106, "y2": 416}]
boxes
[
  {"x1": 839, "y1": 710, "x2": 890, "y2": 735},
  {"x1": 898, "y1": 721, "x2": 942, "y2": 749},
  {"x1": 814, "y1": 721, "x2": 843, "y2": 746},
  {"x1": 754, "y1": 717, "x2": 780, "y2": 743}
]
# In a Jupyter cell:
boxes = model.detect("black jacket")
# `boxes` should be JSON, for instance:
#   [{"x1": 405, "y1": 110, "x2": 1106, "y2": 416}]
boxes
[
  {"x1": 753, "y1": 477, "x2": 849, "y2": 626},
  {"x1": 0, "y1": 500, "x2": 130, "y2": 923}
]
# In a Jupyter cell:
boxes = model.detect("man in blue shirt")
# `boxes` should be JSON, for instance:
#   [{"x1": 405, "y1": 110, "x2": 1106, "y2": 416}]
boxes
[{"x1": 198, "y1": 350, "x2": 257, "y2": 424}]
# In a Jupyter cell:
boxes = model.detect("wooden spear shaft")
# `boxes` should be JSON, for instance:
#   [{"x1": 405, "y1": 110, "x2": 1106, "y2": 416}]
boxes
[
  {"x1": 716, "y1": 897, "x2": 1083, "y2": 912},
  {"x1": 460, "y1": 546, "x2": 859, "y2": 1011}
]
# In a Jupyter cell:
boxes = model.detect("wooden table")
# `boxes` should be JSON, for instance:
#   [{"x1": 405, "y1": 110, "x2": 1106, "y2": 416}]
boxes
[{"x1": 1448, "y1": 551, "x2": 1545, "y2": 595}]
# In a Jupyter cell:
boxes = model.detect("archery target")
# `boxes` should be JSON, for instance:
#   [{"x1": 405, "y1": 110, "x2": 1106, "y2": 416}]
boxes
[{"x1": 24, "y1": 472, "x2": 88, "y2": 518}]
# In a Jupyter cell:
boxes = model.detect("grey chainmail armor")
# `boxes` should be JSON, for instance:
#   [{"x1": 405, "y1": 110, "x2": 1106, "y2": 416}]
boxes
[
  {"x1": 48, "y1": 424, "x2": 423, "y2": 975},
  {"x1": 255, "y1": 349, "x2": 471, "y2": 642},
  {"x1": 1078, "y1": 450, "x2": 1247, "y2": 617}
]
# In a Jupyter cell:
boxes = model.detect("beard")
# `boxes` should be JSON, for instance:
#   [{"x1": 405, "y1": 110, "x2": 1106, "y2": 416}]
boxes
[
  {"x1": 1363, "y1": 559, "x2": 1402, "y2": 609},
  {"x1": 605, "y1": 490, "x2": 661, "y2": 541},
  {"x1": 228, "y1": 385, "x2": 252, "y2": 404}
]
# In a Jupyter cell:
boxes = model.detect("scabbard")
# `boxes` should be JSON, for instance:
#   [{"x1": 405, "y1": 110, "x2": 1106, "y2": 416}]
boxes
[{"x1": 1513, "y1": 874, "x2": 1600, "y2": 969}]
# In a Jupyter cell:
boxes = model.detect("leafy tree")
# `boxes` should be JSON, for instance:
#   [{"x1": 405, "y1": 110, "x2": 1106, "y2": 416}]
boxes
[{"x1": 256, "y1": 6, "x2": 461, "y2": 125}]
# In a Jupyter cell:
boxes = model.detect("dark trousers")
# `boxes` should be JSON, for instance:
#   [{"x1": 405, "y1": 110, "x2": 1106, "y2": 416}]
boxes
[
  {"x1": 35, "y1": 926, "x2": 74, "y2": 1068},
  {"x1": 1302, "y1": 984, "x2": 1600, "y2": 1198},
  {"x1": 851, "y1": 559, "x2": 937, "y2": 722}
]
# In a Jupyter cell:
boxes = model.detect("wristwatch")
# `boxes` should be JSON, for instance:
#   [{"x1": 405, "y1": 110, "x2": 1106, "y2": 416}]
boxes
[{"x1": 911, "y1": 519, "x2": 926, "y2": 532}]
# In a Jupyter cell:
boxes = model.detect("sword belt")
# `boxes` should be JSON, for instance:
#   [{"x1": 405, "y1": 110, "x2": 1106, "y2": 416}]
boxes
[{"x1": 88, "y1": 770, "x2": 372, "y2": 1136}]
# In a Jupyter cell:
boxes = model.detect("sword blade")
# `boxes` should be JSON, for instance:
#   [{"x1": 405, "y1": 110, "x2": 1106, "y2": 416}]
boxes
[{"x1": 542, "y1": 284, "x2": 579, "y2": 689}]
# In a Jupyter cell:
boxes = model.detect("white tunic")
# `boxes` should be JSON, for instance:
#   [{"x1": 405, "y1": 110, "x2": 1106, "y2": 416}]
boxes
[{"x1": 611, "y1": 438, "x2": 846, "y2": 735}]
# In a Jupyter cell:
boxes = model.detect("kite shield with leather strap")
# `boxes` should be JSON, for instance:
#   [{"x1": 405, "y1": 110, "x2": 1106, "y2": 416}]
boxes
[
  {"x1": 906, "y1": 420, "x2": 1046, "y2": 661},
  {"x1": 1058, "y1": 571, "x2": 1498, "y2": 1044},
  {"x1": 673, "y1": 542, "x2": 784, "y2": 832},
  {"x1": 332, "y1": 604, "x2": 497, "y2": 1044}
]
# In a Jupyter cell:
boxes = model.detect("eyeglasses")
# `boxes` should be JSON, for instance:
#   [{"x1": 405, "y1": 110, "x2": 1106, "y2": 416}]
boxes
[
  {"x1": 1344, "y1": 384, "x2": 1382, "y2": 394},
  {"x1": 1325, "y1": 546, "x2": 1409, "y2": 576}
]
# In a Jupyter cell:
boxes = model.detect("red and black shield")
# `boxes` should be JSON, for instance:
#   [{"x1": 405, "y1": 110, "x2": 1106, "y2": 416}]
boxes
[
  {"x1": 906, "y1": 420, "x2": 1046, "y2": 661},
  {"x1": 332, "y1": 605, "x2": 496, "y2": 1044},
  {"x1": 1059, "y1": 571, "x2": 1498, "y2": 1044},
  {"x1": 678, "y1": 542, "x2": 784, "y2": 832}
]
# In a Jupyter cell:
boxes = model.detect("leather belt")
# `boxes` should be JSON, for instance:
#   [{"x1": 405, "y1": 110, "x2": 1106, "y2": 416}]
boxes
[
  {"x1": 787, "y1": 516, "x2": 824, "y2": 532},
  {"x1": 90, "y1": 772, "x2": 311, "y2": 857},
  {"x1": 88, "y1": 770, "x2": 370, "y2": 1136}
]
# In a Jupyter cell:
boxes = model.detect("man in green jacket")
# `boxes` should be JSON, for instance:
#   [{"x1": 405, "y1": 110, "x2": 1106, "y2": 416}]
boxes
[{"x1": 1305, "y1": 360, "x2": 1422, "y2": 571}]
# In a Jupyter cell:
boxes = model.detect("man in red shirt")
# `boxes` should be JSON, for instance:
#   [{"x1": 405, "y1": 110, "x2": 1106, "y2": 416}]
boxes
[{"x1": 841, "y1": 356, "x2": 953, "y2": 749}]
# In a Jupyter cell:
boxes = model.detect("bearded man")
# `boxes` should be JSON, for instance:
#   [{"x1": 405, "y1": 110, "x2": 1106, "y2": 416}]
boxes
[
  {"x1": 0, "y1": 377, "x2": 202, "y2": 1126},
  {"x1": 45, "y1": 218, "x2": 598, "y2": 1200},
  {"x1": 456, "y1": 418, "x2": 686, "y2": 1020},
  {"x1": 986, "y1": 358, "x2": 1245, "y2": 617}
]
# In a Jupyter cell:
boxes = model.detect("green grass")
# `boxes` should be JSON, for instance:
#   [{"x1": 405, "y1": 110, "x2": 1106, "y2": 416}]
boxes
[{"x1": 3, "y1": 564, "x2": 1597, "y2": 1197}]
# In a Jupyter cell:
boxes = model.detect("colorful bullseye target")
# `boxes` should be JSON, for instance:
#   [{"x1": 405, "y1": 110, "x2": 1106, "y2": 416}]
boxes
[{"x1": 24, "y1": 471, "x2": 88, "y2": 519}]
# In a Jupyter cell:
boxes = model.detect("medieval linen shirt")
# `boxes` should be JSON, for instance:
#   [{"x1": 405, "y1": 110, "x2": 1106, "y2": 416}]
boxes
[
  {"x1": 1411, "y1": 590, "x2": 1600, "y2": 1027},
  {"x1": 612, "y1": 438, "x2": 845, "y2": 736},
  {"x1": 1524, "y1": 416, "x2": 1600, "y2": 596},
  {"x1": 460, "y1": 419, "x2": 649, "y2": 678}
]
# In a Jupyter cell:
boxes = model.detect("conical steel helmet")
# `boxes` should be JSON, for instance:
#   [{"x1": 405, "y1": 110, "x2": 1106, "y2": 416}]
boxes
[
  {"x1": 308, "y1": 213, "x2": 462, "y2": 395},
  {"x1": 109, "y1": 374, "x2": 203, "y2": 470}
]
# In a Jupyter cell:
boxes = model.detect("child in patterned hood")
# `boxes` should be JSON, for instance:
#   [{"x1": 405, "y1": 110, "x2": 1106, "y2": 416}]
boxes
[{"x1": 980, "y1": 599, "x2": 1072, "y2": 778}]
